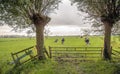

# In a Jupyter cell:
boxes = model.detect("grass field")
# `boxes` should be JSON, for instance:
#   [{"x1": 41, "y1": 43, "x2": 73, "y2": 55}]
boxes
[{"x1": 0, "y1": 36, "x2": 120, "y2": 74}]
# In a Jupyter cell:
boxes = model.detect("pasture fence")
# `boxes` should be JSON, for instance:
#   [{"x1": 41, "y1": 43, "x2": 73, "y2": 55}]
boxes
[
  {"x1": 10, "y1": 45, "x2": 49, "y2": 66},
  {"x1": 112, "y1": 49, "x2": 120, "y2": 60},
  {"x1": 10, "y1": 46, "x2": 36, "y2": 66},
  {"x1": 10, "y1": 46, "x2": 120, "y2": 66},
  {"x1": 49, "y1": 46, "x2": 103, "y2": 62}
]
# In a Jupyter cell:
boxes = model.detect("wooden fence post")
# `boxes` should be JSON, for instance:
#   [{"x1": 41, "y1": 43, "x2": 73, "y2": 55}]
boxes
[
  {"x1": 44, "y1": 47, "x2": 50, "y2": 58},
  {"x1": 101, "y1": 47, "x2": 103, "y2": 58},
  {"x1": 74, "y1": 48, "x2": 76, "y2": 51},
  {"x1": 49, "y1": 46, "x2": 52, "y2": 58},
  {"x1": 11, "y1": 53, "x2": 15, "y2": 63}
]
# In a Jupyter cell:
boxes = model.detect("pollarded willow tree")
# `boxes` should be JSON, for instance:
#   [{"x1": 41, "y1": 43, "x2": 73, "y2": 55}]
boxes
[
  {"x1": 0, "y1": 0, "x2": 61, "y2": 60},
  {"x1": 71, "y1": 0, "x2": 120, "y2": 60}
]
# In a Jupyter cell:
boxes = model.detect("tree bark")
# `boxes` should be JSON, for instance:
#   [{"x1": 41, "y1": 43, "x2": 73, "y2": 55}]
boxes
[
  {"x1": 31, "y1": 13, "x2": 50, "y2": 60},
  {"x1": 35, "y1": 24, "x2": 45, "y2": 60},
  {"x1": 103, "y1": 22, "x2": 112, "y2": 60}
]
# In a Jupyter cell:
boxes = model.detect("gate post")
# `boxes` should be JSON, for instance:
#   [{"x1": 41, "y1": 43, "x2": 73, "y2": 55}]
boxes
[
  {"x1": 49, "y1": 46, "x2": 52, "y2": 58},
  {"x1": 101, "y1": 47, "x2": 103, "y2": 58}
]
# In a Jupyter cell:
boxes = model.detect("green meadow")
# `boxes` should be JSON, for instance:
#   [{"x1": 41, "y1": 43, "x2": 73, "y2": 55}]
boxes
[{"x1": 0, "y1": 36, "x2": 120, "y2": 74}]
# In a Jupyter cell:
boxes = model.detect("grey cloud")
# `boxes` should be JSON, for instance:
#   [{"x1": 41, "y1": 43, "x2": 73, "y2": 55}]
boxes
[{"x1": 49, "y1": 0, "x2": 88, "y2": 27}]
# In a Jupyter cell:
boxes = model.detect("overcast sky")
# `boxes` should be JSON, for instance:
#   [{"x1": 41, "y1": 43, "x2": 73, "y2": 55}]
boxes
[
  {"x1": 49, "y1": 0, "x2": 89, "y2": 27},
  {"x1": 0, "y1": 0, "x2": 91, "y2": 36}
]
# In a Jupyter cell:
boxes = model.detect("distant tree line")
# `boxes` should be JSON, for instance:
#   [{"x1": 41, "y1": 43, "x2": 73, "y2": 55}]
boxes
[{"x1": 0, "y1": 35, "x2": 35, "y2": 38}]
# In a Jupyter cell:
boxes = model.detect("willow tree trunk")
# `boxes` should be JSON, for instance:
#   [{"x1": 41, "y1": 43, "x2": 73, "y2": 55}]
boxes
[
  {"x1": 103, "y1": 22, "x2": 112, "y2": 60},
  {"x1": 35, "y1": 24, "x2": 45, "y2": 60}
]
